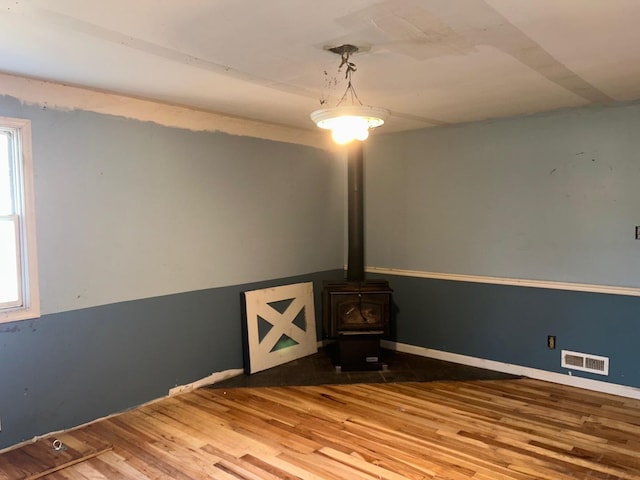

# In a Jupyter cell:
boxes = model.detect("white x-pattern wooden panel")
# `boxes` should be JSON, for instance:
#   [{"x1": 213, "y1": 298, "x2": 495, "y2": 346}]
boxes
[{"x1": 243, "y1": 282, "x2": 317, "y2": 374}]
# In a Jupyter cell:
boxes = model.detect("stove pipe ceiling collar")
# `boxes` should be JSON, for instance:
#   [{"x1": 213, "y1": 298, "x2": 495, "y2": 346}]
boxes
[{"x1": 310, "y1": 44, "x2": 389, "y2": 145}]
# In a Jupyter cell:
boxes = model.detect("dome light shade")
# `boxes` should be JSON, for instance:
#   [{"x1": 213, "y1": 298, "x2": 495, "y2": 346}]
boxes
[{"x1": 310, "y1": 105, "x2": 389, "y2": 145}]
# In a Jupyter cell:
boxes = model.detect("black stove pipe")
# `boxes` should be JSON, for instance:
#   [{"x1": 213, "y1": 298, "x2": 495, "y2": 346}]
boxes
[{"x1": 347, "y1": 142, "x2": 365, "y2": 282}]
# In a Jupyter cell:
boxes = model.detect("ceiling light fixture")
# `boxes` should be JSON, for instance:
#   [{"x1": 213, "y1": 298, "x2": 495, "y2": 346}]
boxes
[{"x1": 311, "y1": 44, "x2": 389, "y2": 145}]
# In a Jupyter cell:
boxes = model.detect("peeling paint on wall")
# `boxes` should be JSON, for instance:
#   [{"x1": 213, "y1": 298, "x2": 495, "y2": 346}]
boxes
[{"x1": 0, "y1": 73, "x2": 332, "y2": 150}]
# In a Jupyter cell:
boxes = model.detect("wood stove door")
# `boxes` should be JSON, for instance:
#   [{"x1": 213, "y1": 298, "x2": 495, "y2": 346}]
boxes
[{"x1": 332, "y1": 293, "x2": 390, "y2": 335}]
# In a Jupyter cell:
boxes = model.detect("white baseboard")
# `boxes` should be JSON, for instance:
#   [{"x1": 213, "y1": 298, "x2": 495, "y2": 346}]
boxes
[
  {"x1": 168, "y1": 368, "x2": 244, "y2": 396},
  {"x1": 381, "y1": 340, "x2": 640, "y2": 400}
]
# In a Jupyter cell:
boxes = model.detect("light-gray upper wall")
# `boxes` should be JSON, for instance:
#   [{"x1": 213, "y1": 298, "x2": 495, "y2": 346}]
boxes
[
  {"x1": 365, "y1": 102, "x2": 640, "y2": 288},
  {"x1": 1, "y1": 95, "x2": 344, "y2": 315}
]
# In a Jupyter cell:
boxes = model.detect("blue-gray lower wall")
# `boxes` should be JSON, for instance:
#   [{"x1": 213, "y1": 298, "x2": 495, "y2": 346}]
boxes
[
  {"x1": 0, "y1": 269, "x2": 343, "y2": 450},
  {"x1": 376, "y1": 273, "x2": 640, "y2": 389}
]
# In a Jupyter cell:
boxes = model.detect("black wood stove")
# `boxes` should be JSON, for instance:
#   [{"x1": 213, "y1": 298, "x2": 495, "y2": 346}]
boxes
[{"x1": 322, "y1": 143, "x2": 392, "y2": 370}]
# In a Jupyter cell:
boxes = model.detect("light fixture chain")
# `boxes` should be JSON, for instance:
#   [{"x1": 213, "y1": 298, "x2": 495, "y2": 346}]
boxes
[{"x1": 337, "y1": 51, "x2": 364, "y2": 107}]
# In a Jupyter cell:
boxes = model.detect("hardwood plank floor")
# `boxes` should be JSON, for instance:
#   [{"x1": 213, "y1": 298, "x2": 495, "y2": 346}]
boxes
[{"x1": 4, "y1": 378, "x2": 640, "y2": 479}]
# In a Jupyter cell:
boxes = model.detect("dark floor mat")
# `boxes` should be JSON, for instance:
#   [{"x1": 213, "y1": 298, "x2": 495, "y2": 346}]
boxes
[{"x1": 209, "y1": 347, "x2": 518, "y2": 389}]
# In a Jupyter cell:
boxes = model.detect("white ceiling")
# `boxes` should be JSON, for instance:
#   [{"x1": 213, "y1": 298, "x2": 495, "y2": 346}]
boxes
[{"x1": 2, "y1": 0, "x2": 640, "y2": 135}]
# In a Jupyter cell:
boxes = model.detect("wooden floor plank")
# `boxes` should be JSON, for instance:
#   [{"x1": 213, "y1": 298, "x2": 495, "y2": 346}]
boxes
[
  {"x1": 3, "y1": 378, "x2": 640, "y2": 479},
  {"x1": 0, "y1": 431, "x2": 112, "y2": 480}
]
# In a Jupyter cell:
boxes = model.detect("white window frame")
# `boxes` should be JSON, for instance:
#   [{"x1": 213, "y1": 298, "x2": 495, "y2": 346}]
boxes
[{"x1": 0, "y1": 116, "x2": 40, "y2": 323}]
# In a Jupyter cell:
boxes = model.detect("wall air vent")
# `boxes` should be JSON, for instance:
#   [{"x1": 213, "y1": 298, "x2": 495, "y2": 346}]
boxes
[{"x1": 561, "y1": 350, "x2": 609, "y2": 376}]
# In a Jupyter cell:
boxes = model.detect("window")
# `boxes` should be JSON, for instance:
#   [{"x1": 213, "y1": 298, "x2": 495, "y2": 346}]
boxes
[{"x1": 0, "y1": 117, "x2": 39, "y2": 323}]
